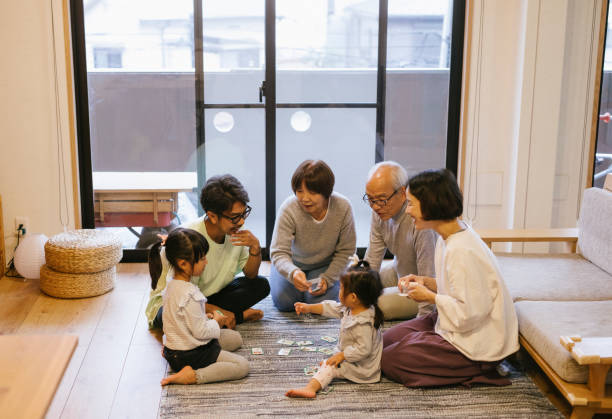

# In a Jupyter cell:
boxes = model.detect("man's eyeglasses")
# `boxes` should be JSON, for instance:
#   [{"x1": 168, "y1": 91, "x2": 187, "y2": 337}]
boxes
[
  {"x1": 362, "y1": 188, "x2": 401, "y2": 207},
  {"x1": 220, "y1": 205, "x2": 252, "y2": 224}
]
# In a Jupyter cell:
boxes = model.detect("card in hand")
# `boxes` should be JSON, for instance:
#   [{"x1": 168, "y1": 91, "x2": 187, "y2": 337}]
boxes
[{"x1": 309, "y1": 279, "x2": 323, "y2": 292}]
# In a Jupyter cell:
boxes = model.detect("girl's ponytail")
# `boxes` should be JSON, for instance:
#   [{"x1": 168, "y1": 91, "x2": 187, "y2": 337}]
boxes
[
  {"x1": 149, "y1": 241, "x2": 163, "y2": 290},
  {"x1": 373, "y1": 302, "x2": 384, "y2": 329}
]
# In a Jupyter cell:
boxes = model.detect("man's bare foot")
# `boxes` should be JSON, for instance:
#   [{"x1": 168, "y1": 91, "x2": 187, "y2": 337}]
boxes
[
  {"x1": 285, "y1": 387, "x2": 317, "y2": 398},
  {"x1": 161, "y1": 366, "x2": 197, "y2": 386},
  {"x1": 243, "y1": 308, "x2": 264, "y2": 322}
]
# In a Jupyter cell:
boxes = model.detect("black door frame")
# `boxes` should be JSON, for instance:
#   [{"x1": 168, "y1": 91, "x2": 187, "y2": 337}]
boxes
[{"x1": 70, "y1": 0, "x2": 465, "y2": 262}]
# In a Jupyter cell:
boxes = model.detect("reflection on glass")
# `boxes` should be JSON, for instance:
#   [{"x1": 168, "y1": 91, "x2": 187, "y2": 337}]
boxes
[
  {"x1": 290, "y1": 111, "x2": 312, "y2": 132},
  {"x1": 213, "y1": 111, "x2": 235, "y2": 133}
]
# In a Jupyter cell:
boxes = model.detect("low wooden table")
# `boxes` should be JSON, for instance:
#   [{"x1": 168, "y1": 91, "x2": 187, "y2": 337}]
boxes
[{"x1": 0, "y1": 334, "x2": 78, "y2": 419}]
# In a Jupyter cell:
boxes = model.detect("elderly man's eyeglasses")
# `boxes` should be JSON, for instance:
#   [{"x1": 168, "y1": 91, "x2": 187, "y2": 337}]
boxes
[
  {"x1": 362, "y1": 189, "x2": 401, "y2": 207},
  {"x1": 220, "y1": 205, "x2": 252, "y2": 224}
]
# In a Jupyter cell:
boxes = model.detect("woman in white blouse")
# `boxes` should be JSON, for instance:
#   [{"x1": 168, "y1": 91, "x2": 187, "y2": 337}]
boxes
[{"x1": 381, "y1": 168, "x2": 519, "y2": 387}]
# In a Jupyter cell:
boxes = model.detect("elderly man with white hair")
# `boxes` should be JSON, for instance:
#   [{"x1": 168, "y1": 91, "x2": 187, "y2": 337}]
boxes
[{"x1": 363, "y1": 161, "x2": 437, "y2": 319}]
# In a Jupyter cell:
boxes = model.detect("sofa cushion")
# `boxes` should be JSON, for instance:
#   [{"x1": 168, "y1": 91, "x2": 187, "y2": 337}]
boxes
[
  {"x1": 515, "y1": 300, "x2": 612, "y2": 384},
  {"x1": 578, "y1": 187, "x2": 612, "y2": 275},
  {"x1": 496, "y1": 253, "x2": 612, "y2": 301}
]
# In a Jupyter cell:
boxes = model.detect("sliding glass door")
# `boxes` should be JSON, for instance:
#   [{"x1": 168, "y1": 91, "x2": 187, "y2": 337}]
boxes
[
  {"x1": 274, "y1": 1, "x2": 378, "y2": 247},
  {"x1": 72, "y1": 0, "x2": 464, "y2": 259},
  {"x1": 200, "y1": 0, "x2": 267, "y2": 242}
]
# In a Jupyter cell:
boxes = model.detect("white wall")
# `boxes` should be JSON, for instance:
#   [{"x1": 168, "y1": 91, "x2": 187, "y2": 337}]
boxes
[
  {"x1": 461, "y1": 0, "x2": 603, "y2": 252},
  {"x1": 0, "y1": 1, "x2": 76, "y2": 264}
]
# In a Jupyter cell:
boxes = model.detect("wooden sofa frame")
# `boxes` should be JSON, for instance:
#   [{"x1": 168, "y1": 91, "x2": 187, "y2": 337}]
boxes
[{"x1": 476, "y1": 229, "x2": 612, "y2": 419}]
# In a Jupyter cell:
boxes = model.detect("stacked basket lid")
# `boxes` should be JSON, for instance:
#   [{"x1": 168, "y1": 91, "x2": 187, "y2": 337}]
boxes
[{"x1": 40, "y1": 229, "x2": 123, "y2": 298}]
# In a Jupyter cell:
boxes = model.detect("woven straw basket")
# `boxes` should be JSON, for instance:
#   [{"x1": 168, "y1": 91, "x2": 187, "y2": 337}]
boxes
[
  {"x1": 45, "y1": 229, "x2": 122, "y2": 274},
  {"x1": 40, "y1": 264, "x2": 116, "y2": 298}
]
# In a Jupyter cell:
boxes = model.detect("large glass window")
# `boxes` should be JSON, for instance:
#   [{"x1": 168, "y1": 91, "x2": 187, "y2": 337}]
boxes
[
  {"x1": 275, "y1": 0, "x2": 378, "y2": 247},
  {"x1": 74, "y1": 0, "x2": 464, "y2": 258},
  {"x1": 595, "y1": 4, "x2": 612, "y2": 188},
  {"x1": 85, "y1": 0, "x2": 198, "y2": 250},
  {"x1": 385, "y1": 0, "x2": 454, "y2": 177}
]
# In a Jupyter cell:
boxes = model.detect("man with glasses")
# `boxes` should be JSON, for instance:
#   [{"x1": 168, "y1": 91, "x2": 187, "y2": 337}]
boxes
[
  {"x1": 146, "y1": 174, "x2": 270, "y2": 330},
  {"x1": 363, "y1": 162, "x2": 437, "y2": 319}
]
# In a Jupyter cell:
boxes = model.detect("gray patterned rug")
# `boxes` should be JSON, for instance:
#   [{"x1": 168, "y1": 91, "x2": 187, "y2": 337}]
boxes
[{"x1": 159, "y1": 296, "x2": 562, "y2": 418}]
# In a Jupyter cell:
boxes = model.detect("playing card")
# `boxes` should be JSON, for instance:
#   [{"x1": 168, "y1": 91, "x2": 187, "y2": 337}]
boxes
[
  {"x1": 277, "y1": 338, "x2": 295, "y2": 346},
  {"x1": 301, "y1": 313, "x2": 317, "y2": 322},
  {"x1": 251, "y1": 347, "x2": 263, "y2": 355},
  {"x1": 278, "y1": 348, "x2": 291, "y2": 356},
  {"x1": 320, "y1": 385, "x2": 334, "y2": 395},
  {"x1": 301, "y1": 346, "x2": 317, "y2": 352},
  {"x1": 303, "y1": 365, "x2": 318, "y2": 376},
  {"x1": 321, "y1": 335, "x2": 337, "y2": 343},
  {"x1": 309, "y1": 279, "x2": 323, "y2": 292},
  {"x1": 296, "y1": 340, "x2": 313, "y2": 346},
  {"x1": 318, "y1": 347, "x2": 334, "y2": 355}
]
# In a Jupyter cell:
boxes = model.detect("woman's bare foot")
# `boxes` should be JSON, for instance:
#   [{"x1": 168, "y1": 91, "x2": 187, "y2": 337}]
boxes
[
  {"x1": 243, "y1": 308, "x2": 264, "y2": 322},
  {"x1": 161, "y1": 366, "x2": 197, "y2": 386},
  {"x1": 285, "y1": 387, "x2": 317, "y2": 398}
]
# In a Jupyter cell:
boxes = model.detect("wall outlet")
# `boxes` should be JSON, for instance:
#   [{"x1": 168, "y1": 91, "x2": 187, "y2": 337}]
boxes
[{"x1": 15, "y1": 216, "x2": 29, "y2": 236}]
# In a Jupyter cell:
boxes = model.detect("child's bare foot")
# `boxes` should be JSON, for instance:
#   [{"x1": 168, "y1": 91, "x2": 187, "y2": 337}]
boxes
[
  {"x1": 161, "y1": 366, "x2": 197, "y2": 386},
  {"x1": 285, "y1": 387, "x2": 317, "y2": 398},
  {"x1": 285, "y1": 379, "x2": 321, "y2": 398},
  {"x1": 243, "y1": 308, "x2": 264, "y2": 322}
]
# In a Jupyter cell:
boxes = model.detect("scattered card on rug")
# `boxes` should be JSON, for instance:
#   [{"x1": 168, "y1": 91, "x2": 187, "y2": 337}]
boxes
[
  {"x1": 301, "y1": 313, "x2": 317, "y2": 322},
  {"x1": 321, "y1": 335, "x2": 336, "y2": 343},
  {"x1": 303, "y1": 365, "x2": 319, "y2": 376},
  {"x1": 320, "y1": 385, "x2": 334, "y2": 395},
  {"x1": 301, "y1": 346, "x2": 317, "y2": 352},
  {"x1": 251, "y1": 347, "x2": 263, "y2": 355},
  {"x1": 318, "y1": 347, "x2": 334, "y2": 355},
  {"x1": 296, "y1": 340, "x2": 313, "y2": 346},
  {"x1": 277, "y1": 338, "x2": 295, "y2": 346},
  {"x1": 278, "y1": 348, "x2": 291, "y2": 356}
]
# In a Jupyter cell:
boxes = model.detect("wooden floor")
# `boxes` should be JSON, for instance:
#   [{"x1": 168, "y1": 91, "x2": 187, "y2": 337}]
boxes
[{"x1": 0, "y1": 262, "x2": 583, "y2": 419}]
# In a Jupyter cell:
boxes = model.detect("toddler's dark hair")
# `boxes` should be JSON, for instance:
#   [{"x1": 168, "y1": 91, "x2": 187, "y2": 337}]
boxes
[
  {"x1": 149, "y1": 228, "x2": 209, "y2": 290},
  {"x1": 340, "y1": 260, "x2": 384, "y2": 329}
]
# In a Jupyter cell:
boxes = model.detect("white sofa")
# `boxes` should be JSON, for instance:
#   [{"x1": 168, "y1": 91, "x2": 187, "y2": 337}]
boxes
[{"x1": 480, "y1": 186, "x2": 612, "y2": 419}]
